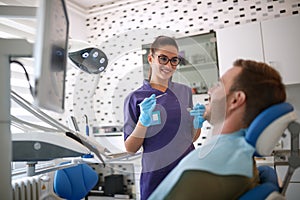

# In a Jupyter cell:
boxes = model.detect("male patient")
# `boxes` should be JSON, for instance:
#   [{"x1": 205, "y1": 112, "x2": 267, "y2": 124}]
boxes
[{"x1": 148, "y1": 59, "x2": 286, "y2": 200}]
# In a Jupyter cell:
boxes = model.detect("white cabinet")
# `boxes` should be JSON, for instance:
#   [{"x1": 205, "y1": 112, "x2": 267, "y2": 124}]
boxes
[
  {"x1": 216, "y1": 22, "x2": 264, "y2": 76},
  {"x1": 216, "y1": 14, "x2": 300, "y2": 85},
  {"x1": 261, "y1": 15, "x2": 300, "y2": 85}
]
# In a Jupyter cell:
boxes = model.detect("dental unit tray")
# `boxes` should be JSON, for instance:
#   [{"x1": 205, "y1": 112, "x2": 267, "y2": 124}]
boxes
[
  {"x1": 10, "y1": 90, "x2": 107, "y2": 166},
  {"x1": 12, "y1": 132, "x2": 90, "y2": 161}
]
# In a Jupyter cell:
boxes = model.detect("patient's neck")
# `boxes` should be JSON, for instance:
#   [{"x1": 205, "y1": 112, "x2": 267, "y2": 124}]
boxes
[{"x1": 213, "y1": 119, "x2": 245, "y2": 135}]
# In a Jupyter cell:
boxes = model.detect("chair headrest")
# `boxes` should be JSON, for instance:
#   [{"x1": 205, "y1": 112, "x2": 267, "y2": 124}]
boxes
[
  {"x1": 245, "y1": 102, "x2": 297, "y2": 156},
  {"x1": 53, "y1": 163, "x2": 98, "y2": 199}
]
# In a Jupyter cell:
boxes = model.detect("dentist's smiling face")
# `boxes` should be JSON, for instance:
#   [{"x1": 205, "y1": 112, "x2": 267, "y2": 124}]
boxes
[{"x1": 148, "y1": 45, "x2": 179, "y2": 83}]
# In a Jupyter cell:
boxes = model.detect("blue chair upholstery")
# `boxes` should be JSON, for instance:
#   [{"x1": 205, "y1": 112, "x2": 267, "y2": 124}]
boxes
[
  {"x1": 239, "y1": 166, "x2": 280, "y2": 200},
  {"x1": 53, "y1": 162, "x2": 98, "y2": 200},
  {"x1": 240, "y1": 102, "x2": 297, "y2": 200},
  {"x1": 245, "y1": 102, "x2": 296, "y2": 157}
]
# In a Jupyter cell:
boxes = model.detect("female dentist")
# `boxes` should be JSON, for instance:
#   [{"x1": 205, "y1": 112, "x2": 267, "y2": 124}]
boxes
[{"x1": 123, "y1": 35, "x2": 205, "y2": 200}]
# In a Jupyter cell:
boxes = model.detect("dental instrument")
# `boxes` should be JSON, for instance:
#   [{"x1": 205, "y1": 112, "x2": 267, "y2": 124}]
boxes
[
  {"x1": 156, "y1": 93, "x2": 167, "y2": 99},
  {"x1": 84, "y1": 114, "x2": 89, "y2": 136}
]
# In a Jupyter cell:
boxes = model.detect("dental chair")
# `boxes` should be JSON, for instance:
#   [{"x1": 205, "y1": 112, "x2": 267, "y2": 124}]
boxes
[
  {"x1": 240, "y1": 102, "x2": 299, "y2": 199},
  {"x1": 160, "y1": 102, "x2": 299, "y2": 200},
  {"x1": 53, "y1": 162, "x2": 98, "y2": 200}
]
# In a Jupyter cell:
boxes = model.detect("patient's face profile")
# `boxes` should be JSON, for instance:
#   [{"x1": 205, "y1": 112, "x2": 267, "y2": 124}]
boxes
[{"x1": 206, "y1": 67, "x2": 241, "y2": 126}]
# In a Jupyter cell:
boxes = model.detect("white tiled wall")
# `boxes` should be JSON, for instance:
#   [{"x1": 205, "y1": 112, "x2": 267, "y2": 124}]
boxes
[{"x1": 59, "y1": 0, "x2": 300, "y2": 132}]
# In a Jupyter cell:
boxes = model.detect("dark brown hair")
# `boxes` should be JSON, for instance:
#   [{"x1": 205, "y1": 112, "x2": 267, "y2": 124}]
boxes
[
  {"x1": 150, "y1": 35, "x2": 179, "y2": 55},
  {"x1": 230, "y1": 59, "x2": 286, "y2": 126},
  {"x1": 148, "y1": 36, "x2": 179, "y2": 80}
]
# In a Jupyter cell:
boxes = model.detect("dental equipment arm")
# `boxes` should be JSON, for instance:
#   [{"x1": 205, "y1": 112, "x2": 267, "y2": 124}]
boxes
[{"x1": 11, "y1": 90, "x2": 107, "y2": 166}]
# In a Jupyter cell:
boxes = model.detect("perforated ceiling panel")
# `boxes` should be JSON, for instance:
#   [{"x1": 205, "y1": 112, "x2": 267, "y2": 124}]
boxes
[{"x1": 61, "y1": 0, "x2": 300, "y2": 131}]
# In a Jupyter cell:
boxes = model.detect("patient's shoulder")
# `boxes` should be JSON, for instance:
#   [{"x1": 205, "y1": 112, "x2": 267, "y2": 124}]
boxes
[{"x1": 166, "y1": 170, "x2": 254, "y2": 200}]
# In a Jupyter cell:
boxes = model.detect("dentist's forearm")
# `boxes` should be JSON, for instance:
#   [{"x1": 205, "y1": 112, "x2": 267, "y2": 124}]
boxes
[{"x1": 125, "y1": 122, "x2": 147, "y2": 153}]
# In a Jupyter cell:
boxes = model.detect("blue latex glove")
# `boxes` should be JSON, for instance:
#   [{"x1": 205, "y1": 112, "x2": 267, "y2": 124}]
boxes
[
  {"x1": 138, "y1": 94, "x2": 156, "y2": 127},
  {"x1": 190, "y1": 103, "x2": 206, "y2": 129}
]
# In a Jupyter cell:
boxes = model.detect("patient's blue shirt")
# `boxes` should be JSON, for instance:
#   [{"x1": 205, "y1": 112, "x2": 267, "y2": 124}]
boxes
[{"x1": 148, "y1": 129, "x2": 255, "y2": 200}]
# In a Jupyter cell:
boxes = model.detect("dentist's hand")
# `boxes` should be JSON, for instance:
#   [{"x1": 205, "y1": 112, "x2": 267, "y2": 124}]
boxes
[
  {"x1": 138, "y1": 94, "x2": 156, "y2": 127},
  {"x1": 190, "y1": 103, "x2": 206, "y2": 129}
]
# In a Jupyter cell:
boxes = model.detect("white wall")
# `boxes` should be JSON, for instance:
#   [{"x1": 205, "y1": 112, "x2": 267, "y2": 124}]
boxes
[
  {"x1": 61, "y1": 0, "x2": 300, "y2": 132},
  {"x1": 66, "y1": 2, "x2": 88, "y2": 41}
]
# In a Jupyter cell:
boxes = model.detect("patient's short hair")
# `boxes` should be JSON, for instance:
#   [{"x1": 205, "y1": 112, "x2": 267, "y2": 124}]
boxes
[{"x1": 231, "y1": 59, "x2": 286, "y2": 126}]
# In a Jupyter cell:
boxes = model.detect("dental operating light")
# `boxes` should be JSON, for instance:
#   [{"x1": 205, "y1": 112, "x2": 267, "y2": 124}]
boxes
[{"x1": 69, "y1": 46, "x2": 108, "y2": 74}]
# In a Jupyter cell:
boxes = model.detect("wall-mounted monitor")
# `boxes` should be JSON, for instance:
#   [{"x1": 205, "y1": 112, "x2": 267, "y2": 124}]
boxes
[{"x1": 33, "y1": 0, "x2": 69, "y2": 113}]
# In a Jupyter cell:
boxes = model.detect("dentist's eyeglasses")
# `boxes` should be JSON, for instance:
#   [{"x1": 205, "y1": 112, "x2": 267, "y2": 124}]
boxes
[{"x1": 153, "y1": 54, "x2": 182, "y2": 66}]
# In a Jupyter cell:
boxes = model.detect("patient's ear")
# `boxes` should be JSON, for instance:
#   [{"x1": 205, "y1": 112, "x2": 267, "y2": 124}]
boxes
[{"x1": 229, "y1": 91, "x2": 246, "y2": 110}]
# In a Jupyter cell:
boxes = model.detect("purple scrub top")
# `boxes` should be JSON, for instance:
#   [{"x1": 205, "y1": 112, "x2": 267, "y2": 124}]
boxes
[{"x1": 123, "y1": 80, "x2": 195, "y2": 200}]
